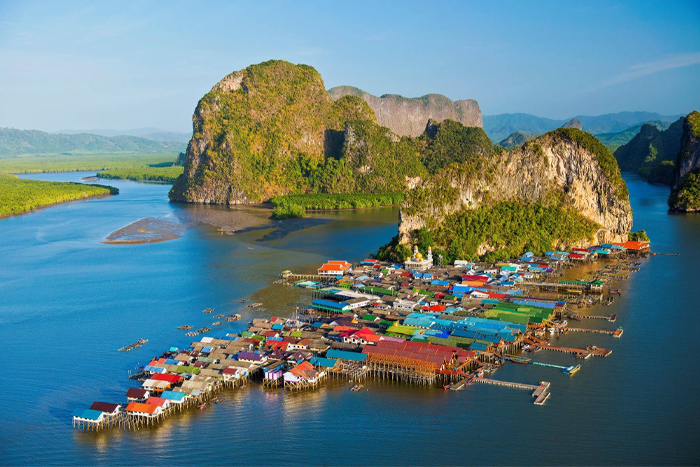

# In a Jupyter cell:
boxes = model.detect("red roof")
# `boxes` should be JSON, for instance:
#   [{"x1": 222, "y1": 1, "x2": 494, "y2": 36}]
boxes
[
  {"x1": 151, "y1": 373, "x2": 181, "y2": 384},
  {"x1": 145, "y1": 397, "x2": 168, "y2": 407},
  {"x1": 462, "y1": 274, "x2": 489, "y2": 282}
]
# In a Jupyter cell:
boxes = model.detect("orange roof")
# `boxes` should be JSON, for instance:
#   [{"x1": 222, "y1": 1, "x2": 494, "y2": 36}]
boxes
[
  {"x1": 126, "y1": 402, "x2": 157, "y2": 414},
  {"x1": 327, "y1": 261, "x2": 351, "y2": 266},
  {"x1": 318, "y1": 264, "x2": 346, "y2": 271}
]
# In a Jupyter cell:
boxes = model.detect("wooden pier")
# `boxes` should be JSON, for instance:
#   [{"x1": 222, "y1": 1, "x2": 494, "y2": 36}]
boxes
[
  {"x1": 472, "y1": 378, "x2": 552, "y2": 405},
  {"x1": 279, "y1": 272, "x2": 330, "y2": 282},
  {"x1": 567, "y1": 327, "x2": 618, "y2": 335}
]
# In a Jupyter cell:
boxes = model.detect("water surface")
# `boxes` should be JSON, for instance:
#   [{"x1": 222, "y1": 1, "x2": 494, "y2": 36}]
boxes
[{"x1": 0, "y1": 172, "x2": 698, "y2": 465}]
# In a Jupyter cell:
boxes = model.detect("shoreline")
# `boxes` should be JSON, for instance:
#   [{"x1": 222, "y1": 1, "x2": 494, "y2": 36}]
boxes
[{"x1": 0, "y1": 193, "x2": 115, "y2": 219}]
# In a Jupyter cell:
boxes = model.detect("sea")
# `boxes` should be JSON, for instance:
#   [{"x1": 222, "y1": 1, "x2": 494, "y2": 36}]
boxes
[{"x1": 0, "y1": 172, "x2": 698, "y2": 466}]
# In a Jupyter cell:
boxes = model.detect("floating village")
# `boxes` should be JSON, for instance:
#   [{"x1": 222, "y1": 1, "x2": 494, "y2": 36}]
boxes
[{"x1": 72, "y1": 240, "x2": 649, "y2": 431}]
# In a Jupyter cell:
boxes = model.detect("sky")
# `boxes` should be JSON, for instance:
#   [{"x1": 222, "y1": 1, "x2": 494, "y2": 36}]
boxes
[{"x1": 1, "y1": 0, "x2": 699, "y2": 132}]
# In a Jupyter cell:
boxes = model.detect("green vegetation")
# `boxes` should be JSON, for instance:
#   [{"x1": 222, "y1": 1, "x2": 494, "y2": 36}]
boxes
[
  {"x1": 374, "y1": 234, "x2": 412, "y2": 263},
  {"x1": 270, "y1": 192, "x2": 403, "y2": 219},
  {"x1": 339, "y1": 120, "x2": 428, "y2": 192},
  {"x1": 419, "y1": 120, "x2": 494, "y2": 173},
  {"x1": 0, "y1": 153, "x2": 180, "y2": 174},
  {"x1": 613, "y1": 119, "x2": 684, "y2": 186},
  {"x1": 171, "y1": 60, "x2": 377, "y2": 203},
  {"x1": 497, "y1": 131, "x2": 538, "y2": 150},
  {"x1": 629, "y1": 230, "x2": 651, "y2": 242},
  {"x1": 687, "y1": 111, "x2": 700, "y2": 139},
  {"x1": 98, "y1": 166, "x2": 184, "y2": 183},
  {"x1": 669, "y1": 169, "x2": 700, "y2": 212},
  {"x1": 0, "y1": 128, "x2": 185, "y2": 156},
  {"x1": 0, "y1": 174, "x2": 118, "y2": 216},
  {"x1": 430, "y1": 201, "x2": 599, "y2": 262},
  {"x1": 550, "y1": 128, "x2": 629, "y2": 199}
]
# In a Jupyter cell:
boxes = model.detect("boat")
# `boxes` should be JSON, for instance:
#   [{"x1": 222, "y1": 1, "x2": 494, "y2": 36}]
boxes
[
  {"x1": 351, "y1": 384, "x2": 364, "y2": 392},
  {"x1": 238, "y1": 299, "x2": 248, "y2": 303},
  {"x1": 613, "y1": 327, "x2": 624, "y2": 338},
  {"x1": 177, "y1": 325, "x2": 193, "y2": 330},
  {"x1": 214, "y1": 314, "x2": 224, "y2": 318},
  {"x1": 213, "y1": 398, "x2": 222, "y2": 404},
  {"x1": 225, "y1": 314, "x2": 242, "y2": 322},
  {"x1": 564, "y1": 364, "x2": 581, "y2": 376},
  {"x1": 213, "y1": 321, "x2": 222, "y2": 326},
  {"x1": 198, "y1": 402, "x2": 209, "y2": 410},
  {"x1": 203, "y1": 308, "x2": 214, "y2": 313},
  {"x1": 503, "y1": 354, "x2": 531, "y2": 364}
]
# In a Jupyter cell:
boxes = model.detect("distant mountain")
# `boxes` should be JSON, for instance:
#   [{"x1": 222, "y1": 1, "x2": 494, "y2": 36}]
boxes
[
  {"x1": 613, "y1": 118, "x2": 685, "y2": 185},
  {"x1": 483, "y1": 113, "x2": 562, "y2": 143},
  {"x1": 561, "y1": 118, "x2": 582, "y2": 130},
  {"x1": 0, "y1": 128, "x2": 187, "y2": 156},
  {"x1": 483, "y1": 111, "x2": 684, "y2": 142},
  {"x1": 56, "y1": 127, "x2": 191, "y2": 143},
  {"x1": 497, "y1": 131, "x2": 538, "y2": 150},
  {"x1": 596, "y1": 121, "x2": 673, "y2": 152}
]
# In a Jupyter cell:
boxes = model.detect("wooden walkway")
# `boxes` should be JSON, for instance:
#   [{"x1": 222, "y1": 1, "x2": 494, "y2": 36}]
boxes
[{"x1": 469, "y1": 378, "x2": 552, "y2": 405}]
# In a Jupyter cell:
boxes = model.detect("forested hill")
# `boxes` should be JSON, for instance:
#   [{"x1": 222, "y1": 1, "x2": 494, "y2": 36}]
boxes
[{"x1": 0, "y1": 128, "x2": 186, "y2": 156}]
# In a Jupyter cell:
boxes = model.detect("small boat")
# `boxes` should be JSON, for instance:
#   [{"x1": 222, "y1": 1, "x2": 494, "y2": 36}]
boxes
[
  {"x1": 212, "y1": 398, "x2": 222, "y2": 404},
  {"x1": 203, "y1": 308, "x2": 214, "y2": 313},
  {"x1": 238, "y1": 299, "x2": 248, "y2": 303},
  {"x1": 564, "y1": 364, "x2": 581, "y2": 376},
  {"x1": 177, "y1": 325, "x2": 193, "y2": 330},
  {"x1": 214, "y1": 314, "x2": 224, "y2": 318},
  {"x1": 213, "y1": 321, "x2": 222, "y2": 326},
  {"x1": 198, "y1": 402, "x2": 209, "y2": 410},
  {"x1": 443, "y1": 384, "x2": 452, "y2": 390},
  {"x1": 351, "y1": 384, "x2": 364, "y2": 392}
]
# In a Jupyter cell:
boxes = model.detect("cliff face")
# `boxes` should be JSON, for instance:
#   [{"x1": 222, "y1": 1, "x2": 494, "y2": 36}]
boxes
[
  {"x1": 675, "y1": 111, "x2": 700, "y2": 183},
  {"x1": 170, "y1": 61, "x2": 377, "y2": 204},
  {"x1": 328, "y1": 86, "x2": 482, "y2": 137},
  {"x1": 669, "y1": 111, "x2": 700, "y2": 212},
  {"x1": 400, "y1": 129, "x2": 633, "y2": 248}
]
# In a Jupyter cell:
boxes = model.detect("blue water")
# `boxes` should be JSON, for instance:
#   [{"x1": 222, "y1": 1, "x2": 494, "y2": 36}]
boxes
[{"x1": 0, "y1": 172, "x2": 698, "y2": 465}]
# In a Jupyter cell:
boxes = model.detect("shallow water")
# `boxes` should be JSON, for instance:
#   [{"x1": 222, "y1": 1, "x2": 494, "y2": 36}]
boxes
[{"x1": 0, "y1": 172, "x2": 698, "y2": 465}]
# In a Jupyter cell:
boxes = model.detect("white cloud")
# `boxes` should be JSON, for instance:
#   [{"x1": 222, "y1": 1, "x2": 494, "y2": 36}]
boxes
[{"x1": 587, "y1": 52, "x2": 700, "y2": 91}]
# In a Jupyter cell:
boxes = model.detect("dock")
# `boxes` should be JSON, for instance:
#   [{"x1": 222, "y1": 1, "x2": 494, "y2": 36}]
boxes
[
  {"x1": 472, "y1": 378, "x2": 551, "y2": 405},
  {"x1": 567, "y1": 327, "x2": 618, "y2": 335}
]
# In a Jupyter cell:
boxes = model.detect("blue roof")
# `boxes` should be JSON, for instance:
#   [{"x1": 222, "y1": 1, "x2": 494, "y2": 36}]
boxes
[
  {"x1": 271, "y1": 324, "x2": 283, "y2": 330},
  {"x1": 471, "y1": 342, "x2": 488, "y2": 351},
  {"x1": 311, "y1": 298, "x2": 349, "y2": 309},
  {"x1": 161, "y1": 390, "x2": 186, "y2": 401},
  {"x1": 73, "y1": 409, "x2": 103, "y2": 420},
  {"x1": 326, "y1": 349, "x2": 367, "y2": 361},
  {"x1": 309, "y1": 356, "x2": 338, "y2": 368}
]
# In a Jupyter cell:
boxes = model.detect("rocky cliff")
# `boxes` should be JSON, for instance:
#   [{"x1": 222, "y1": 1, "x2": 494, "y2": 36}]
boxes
[
  {"x1": 669, "y1": 111, "x2": 700, "y2": 212},
  {"x1": 674, "y1": 111, "x2": 700, "y2": 183},
  {"x1": 328, "y1": 85, "x2": 482, "y2": 137},
  {"x1": 399, "y1": 128, "x2": 632, "y2": 256},
  {"x1": 170, "y1": 60, "x2": 377, "y2": 204}
]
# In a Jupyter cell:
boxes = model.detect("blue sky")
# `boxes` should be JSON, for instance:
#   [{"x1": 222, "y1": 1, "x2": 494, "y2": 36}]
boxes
[{"x1": 1, "y1": 0, "x2": 699, "y2": 132}]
